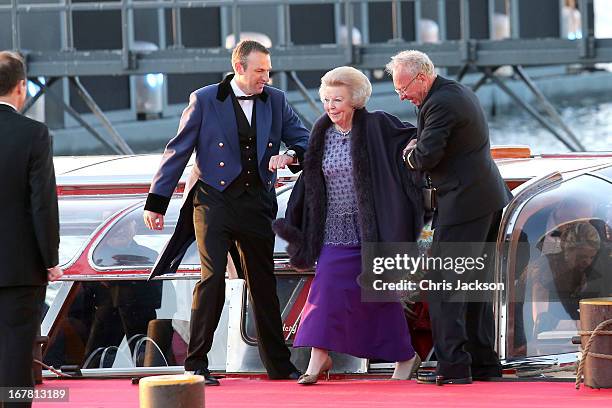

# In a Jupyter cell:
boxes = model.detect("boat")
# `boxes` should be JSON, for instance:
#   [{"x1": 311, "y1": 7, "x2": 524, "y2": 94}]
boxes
[{"x1": 34, "y1": 147, "x2": 612, "y2": 406}]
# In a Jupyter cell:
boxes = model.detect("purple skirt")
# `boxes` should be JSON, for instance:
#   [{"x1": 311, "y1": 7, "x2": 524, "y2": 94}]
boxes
[{"x1": 293, "y1": 245, "x2": 415, "y2": 362}]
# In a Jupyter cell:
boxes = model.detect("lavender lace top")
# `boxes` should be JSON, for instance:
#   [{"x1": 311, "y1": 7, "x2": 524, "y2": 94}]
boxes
[{"x1": 322, "y1": 126, "x2": 361, "y2": 246}]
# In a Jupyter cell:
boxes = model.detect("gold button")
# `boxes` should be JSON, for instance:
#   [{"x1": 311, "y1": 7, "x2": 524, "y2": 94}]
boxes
[
  {"x1": 245, "y1": 182, "x2": 250, "y2": 187},
  {"x1": 246, "y1": 145, "x2": 250, "y2": 149},
  {"x1": 219, "y1": 162, "x2": 225, "y2": 167},
  {"x1": 248, "y1": 158, "x2": 252, "y2": 161},
  {"x1": 249, "y1": 138, "x2": 253, "y2": 141},
  {"x1": 220, "y1": 180, "x2": 226, "y2": 186},
  {"x1": 218, "y1": 142, "x2": 224, "y2": 148},
  {"x1": 247, "y1": 170, "x2": 251, "y2": 174},
  {"x1": 268, "y1": 142, "x2": 273, "y2": 148}
]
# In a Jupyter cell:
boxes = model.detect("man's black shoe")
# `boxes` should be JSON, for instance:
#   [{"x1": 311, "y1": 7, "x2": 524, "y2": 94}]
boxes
[
  {"x1": 286, "y1": 370, "x2": 302, "y2": 380},
  {"x1": 471, "y1": 367, "x2": 502, "y2": 381},
  {"x1": 193, "y1": 368, "x2": 220, "y2": 386},
  {"x1": 416, "y1": 371, "x2": 472, "y2": 385},
  {"x1": 269, "y1": 370, "x2": 302, "y2": 380}
]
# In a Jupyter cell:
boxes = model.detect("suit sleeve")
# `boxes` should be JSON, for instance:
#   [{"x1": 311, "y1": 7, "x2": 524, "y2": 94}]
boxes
[
  {"x1": 146, "y1": 92, "x2": 202, "y2": 214},
  {"x1": 407, "y1": 102, "x2": 456, "y2": 171},
  {"x1": 280, "y1": 94, "x2": 309, "y2": 166},
  {"x1": 29, "y1": 125, "x2": 60, "y2": 269}
]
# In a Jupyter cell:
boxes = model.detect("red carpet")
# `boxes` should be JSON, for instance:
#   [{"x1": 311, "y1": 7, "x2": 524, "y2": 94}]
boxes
[{"x1": 34, "y1": 378, "x2": 611, "y2": 408}]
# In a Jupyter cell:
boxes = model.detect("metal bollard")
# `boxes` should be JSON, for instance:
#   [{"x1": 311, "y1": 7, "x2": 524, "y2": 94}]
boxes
[{"x1": 139, "y1": 374, "x2": 204, "y2": 408}]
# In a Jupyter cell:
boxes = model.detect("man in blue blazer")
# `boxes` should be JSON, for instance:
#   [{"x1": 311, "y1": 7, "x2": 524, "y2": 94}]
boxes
[{"x1": 143, "y1": 40, "x2": 309, "y2": 385}]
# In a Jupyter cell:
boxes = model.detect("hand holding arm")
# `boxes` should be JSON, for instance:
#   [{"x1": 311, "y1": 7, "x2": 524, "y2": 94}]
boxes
[
  {"x1": 409, "y1": 103, "x2": 455, "y2": 171},
  {"x1": 403, "y1": 138, "x2": 417, "y2": 156},
  {"x1": 268, "y1": 154, "x2": 296, "y2": 171}
]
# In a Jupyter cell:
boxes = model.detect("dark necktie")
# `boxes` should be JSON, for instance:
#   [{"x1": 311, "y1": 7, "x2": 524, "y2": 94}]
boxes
[{"x1": 237, "y1": 94, "x2": 259, "y2": 101}]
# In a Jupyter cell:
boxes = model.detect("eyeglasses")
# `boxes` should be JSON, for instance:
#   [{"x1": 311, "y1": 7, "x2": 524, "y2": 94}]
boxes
[{"x1": 394, "y1": 74, "x2": 419, "y2": 96}]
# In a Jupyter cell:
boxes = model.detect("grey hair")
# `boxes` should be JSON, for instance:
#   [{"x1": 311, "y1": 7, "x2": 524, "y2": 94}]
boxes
[
  {"x1": 319, "y1": 66, "x2": 372, "y2": 109},
  {"x1": 385, "y1": 50, "x2": 435, "y2": 77}
]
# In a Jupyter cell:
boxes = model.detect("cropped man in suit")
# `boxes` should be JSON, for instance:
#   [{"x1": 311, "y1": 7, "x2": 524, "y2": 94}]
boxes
[
  {"x1": 387, "y1": 50, "x2": 513, "y2": 384},
  {"x1": 0, "y1": 51, "x2": 62, "y2": 407},
  {"x1": 143, "y1": 40, "x2": 309, "y2": 385}
]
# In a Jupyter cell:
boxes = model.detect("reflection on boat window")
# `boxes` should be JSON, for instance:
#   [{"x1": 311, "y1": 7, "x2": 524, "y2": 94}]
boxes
[
  {"x1": 91, "y1": 200, "x2": 200, "y2": 268},
  {"x1": 43, "y1": 281, "x2": 63, "y2": 319},
  {"x1": 59, "y1": 197, "x2": 142, "y2": 266},
  {"x1": 243, "y1": 276, "x2": 308, "y2": 343},
  {"x1": 508, "y1": 174, "x2": 612, "y2": 358},
  {"x1": 89, "y1": 188, "x2": 294, "y2": 270},
  {"x1": 93, "y1": 217, "x2": 159, "y2": 267},
  {"x1": 44, "y1": 279, "x2": 168, "y2": 369},
  {"x1": 594, "y1": 164, "x2": 612, "y2": 181},
  {"x1": 275, "y1": 188, "x2": 291, "y2": 254},
  {"x1": 43, "y1": 276, "x2": 308, "y2": 370}
]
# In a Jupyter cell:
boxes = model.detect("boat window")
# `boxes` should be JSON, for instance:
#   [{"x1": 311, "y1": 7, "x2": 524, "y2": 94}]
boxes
[
  {"x1": 43, "y1": 276, "x2": 309, "y2": 371},
  {"x1": 275, "y1": 188, "x2": 292, "y2": 254},
  {"x1": 593, "y1": 164, "x2": 612, "y2": 180},
  {"x1": 243, "y1": 276, "x2": 311, "y2": 344},
  {"x1": 59, "y1": 197, "x2": 142, "y2": 267},
  {"x1": 91, "y1": 199, "x2": 200, "y2": 269},
  {"x1": 506, "y1": 174, "x2": 612, "y2": 358},
  {"x1": 43, "y1": 279, "x2": 177, "y2": 370},
  {"x1": 91, "y1": 186, "x2": 293, "y2": 270}
]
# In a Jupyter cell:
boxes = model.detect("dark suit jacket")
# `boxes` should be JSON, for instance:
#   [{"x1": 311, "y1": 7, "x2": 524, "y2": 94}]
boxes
[
  {"x1": 0, "y1": 103, "x2": 59, "y2": 287},
  {"x1": 406, "y1": 76, "x2": 512, "y2": 226}
]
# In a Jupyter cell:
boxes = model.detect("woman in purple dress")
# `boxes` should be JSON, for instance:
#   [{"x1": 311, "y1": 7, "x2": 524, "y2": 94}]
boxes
[{"x1": 273, "y1": 66, "x2": 425, "y2": 384}]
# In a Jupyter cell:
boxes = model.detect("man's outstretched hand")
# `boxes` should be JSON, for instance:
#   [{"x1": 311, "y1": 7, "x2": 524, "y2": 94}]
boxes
[{"x1": 144, "y1": 210, "x2": 165, "y2": 230}]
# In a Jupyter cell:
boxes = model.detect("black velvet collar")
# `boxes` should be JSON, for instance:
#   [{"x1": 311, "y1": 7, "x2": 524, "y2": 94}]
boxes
[
  {"x1": 216, "y1": 73, "x2": 269, "y2": 103},
  {"x1": 0, "y1": 103, "x2": 17, "y2": 113}
]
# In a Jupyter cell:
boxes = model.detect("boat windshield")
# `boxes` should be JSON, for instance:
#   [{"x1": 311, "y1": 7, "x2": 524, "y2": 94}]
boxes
[
  {"x1": 89, "y1": 189, "x2": 293, "y2": 271},
  {"x1": 59, "y1": 196, "x2": 143, "y2": 267},
  {"x1": 506, "y1": 171, "x2": 612, "y2": 358}
]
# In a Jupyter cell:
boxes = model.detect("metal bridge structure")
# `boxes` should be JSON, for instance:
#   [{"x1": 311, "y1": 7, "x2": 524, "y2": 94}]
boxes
[{"x1": 2, "y1": 0, "x2": 612, "y2": 153}]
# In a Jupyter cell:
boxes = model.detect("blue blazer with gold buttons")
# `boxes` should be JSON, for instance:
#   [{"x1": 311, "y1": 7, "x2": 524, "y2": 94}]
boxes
[
  {"x1": 145, "y1": 74, "x2": 309, "y2": 278},
  {"x1": 146, "y1": 74, "x2": 309, "y2": 215}
]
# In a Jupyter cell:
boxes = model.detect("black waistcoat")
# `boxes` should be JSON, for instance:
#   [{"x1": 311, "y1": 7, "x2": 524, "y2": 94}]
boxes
[{"x1": 225, "y1": 94, "x2": 262, "y2": 197}]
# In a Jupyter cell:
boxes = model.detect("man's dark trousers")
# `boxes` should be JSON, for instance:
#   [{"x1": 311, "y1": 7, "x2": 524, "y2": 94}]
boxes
[
  {"x1": 0, "y1": 286, "x2": 46, "y2": 408},
  {"x1": 185, "y1": 181, "x2": 295, "y2": 378},
  {"x1": 427, "y1": 210, "x2": 504, "y2": 379}
]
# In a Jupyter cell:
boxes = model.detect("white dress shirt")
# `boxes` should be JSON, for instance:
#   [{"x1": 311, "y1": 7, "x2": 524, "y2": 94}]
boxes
[{"x1": 230, "y1": 78, "x2": 254, "y2": 125}]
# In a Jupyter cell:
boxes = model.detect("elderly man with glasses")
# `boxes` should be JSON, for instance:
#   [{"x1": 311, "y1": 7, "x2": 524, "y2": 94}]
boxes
[{"x1": 387, "y1": 50, "x2": 513, "y2": 385}]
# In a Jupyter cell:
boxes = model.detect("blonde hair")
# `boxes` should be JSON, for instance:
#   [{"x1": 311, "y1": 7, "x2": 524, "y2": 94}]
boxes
[
  {"x1": 385, "y1": 50, "x2": 435, "y2": 77},
  {"x1": 319, "y1": 66, "x2": 372, "y2": 109},
  {"x1": 231, "y1": 40, "x2": 269, "y2": 70}
]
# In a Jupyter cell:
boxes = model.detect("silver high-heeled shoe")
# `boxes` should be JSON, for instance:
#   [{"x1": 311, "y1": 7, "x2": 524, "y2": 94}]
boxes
[
  {"x1": 390, "y1": 353, "x2": 421, "y2": 380},
  {"x1": 297, "y1": 356, "x2": 332, "y2": 385}
]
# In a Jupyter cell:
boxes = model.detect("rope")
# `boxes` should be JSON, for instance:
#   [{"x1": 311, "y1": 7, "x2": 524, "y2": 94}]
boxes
[
  {"x1": 516, "y1": 362, "x2": 576, "y2": 378},
  {"x1": 577, "y1": 330, "x2": 612, "y2": 336},
  {"x1": 34, "y1": 359, "x2": 72, "y2": 378},
  {"x1": 575, "y1": 318, "x2": 612, "y2": 389},
  {"x1": 588, "y1": 352, "x2": 612, "y2": 361}
]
